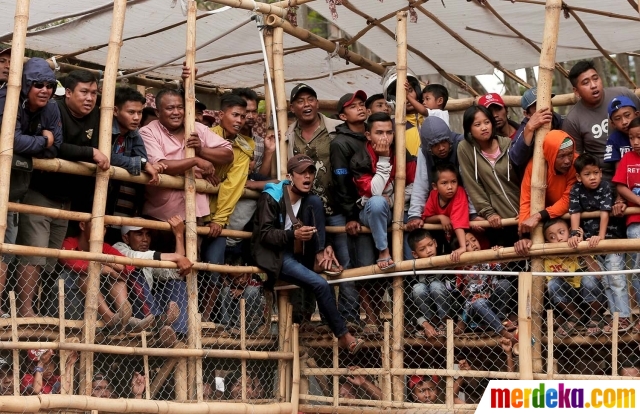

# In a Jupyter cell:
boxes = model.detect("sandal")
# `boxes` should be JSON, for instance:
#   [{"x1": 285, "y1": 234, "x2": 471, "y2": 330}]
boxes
[
  {"x1": 586, "y1": 319, "x2": 604, "y2": 337},
  {"x1": 323, "y1": 263, "x2": 343, "y2": 277},
  {"x1": 632, "y1": 320, "x2": 640, "y2": 334},
  {"x1": 603, "y1": 317, "x2": 632, "y2": 335},
  {"x1": 436, "y1": 324, "x2": 447, "y2": 338},
  {"x1": 555, "y1": 318, "x2": 577, "y2": 339},
  {"x1": 348, "y1": 337, "x2": 365, "y2": 355},
  {"x1": 376, "y1": 257, "x2": 396, "y2": 272},
  {"x1": 362, "y1": 323, "x2": 379, "y2": 336}
]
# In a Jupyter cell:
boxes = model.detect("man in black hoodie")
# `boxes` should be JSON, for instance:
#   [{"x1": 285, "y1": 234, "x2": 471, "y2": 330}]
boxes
[{"x1": 329, "y1": 90, "x2": 369, "y2": 328}]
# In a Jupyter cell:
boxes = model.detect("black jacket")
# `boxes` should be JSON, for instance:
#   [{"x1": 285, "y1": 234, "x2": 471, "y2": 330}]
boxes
[{"x1": 330, "y1": 123, "x2": 367, "y2": 222}]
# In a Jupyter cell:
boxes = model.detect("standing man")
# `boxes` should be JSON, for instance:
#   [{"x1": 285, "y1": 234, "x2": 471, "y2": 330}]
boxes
[
  {"x1": 563, "y1": 60, "x2": 640, "y2": 182},
  {"x1": 478, "y1": 93, "x2": 519, "y2": 140}
]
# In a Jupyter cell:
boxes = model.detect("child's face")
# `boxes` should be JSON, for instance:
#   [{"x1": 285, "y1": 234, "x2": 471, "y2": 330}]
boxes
[
  {"x1": 610, "y1": 107, "x2": 639, "y2": 134},
  {"x1": 430, "y1": 140, "x2": 451, "y2": 160},
  {"x1": 412, "y1": 380, "x2": 438, "y2": 403},
  {"x1": 464, "y1": 233, "x2": 481, "y2": 252},
  {"x1": 367, "y1": 99, "x2": 391, "y2": 116},
  {"x1": 576, "y1": 164, "x2": 602, "y2": 190},
  {"x1": 422, "y1": 92, "x2": 443, "y2": 111},
  {"x1": 544, "y1": 221, "x2": 569, "y2": 243},
  {"x1": 432, "y1": 170, "x2": 458, "y2": 201},
  {"x1": 630, "y1": 127, "x2": 640, "y2": 155},
  {"x1": 411, "y1": 236, "x2": 437, "y2": 259}
]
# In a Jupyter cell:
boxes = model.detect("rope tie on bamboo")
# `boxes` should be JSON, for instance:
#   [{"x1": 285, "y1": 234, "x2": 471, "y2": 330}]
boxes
[{"x1": 324, "y1": 41, "x2": 340, "y2": 81}]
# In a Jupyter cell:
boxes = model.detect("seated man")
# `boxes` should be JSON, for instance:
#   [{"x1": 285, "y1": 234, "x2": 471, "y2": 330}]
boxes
[
  {"x1": 59, "y1": 221, "x2": 152, "y2": 332},
  {"x1": 219, "y1": 254, "x2": 265, "y2": 335},
  {"x1": 113, "y1": 216, "x2": 192, "y2": 339},
  {"x1": 251, "y1": 154, "x2": 363, "y2": 354}
]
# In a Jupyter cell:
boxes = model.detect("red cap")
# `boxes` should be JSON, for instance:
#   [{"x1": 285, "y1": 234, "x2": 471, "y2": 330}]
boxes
[
  {"x1": 407, "y1": 374, "x2": 439, "y2": 389},
  {"x1": 478, "y1": 93, "x2": 505, "y2": 108},
  {"x1": 27, "y1": 349, "x2": 47, "y2": 362}
]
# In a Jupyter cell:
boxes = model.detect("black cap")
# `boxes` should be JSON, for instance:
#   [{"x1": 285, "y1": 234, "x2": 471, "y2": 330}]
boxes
[
  {"x1": 0, "y1": 46, "x2": 10, "y2": 56},
  {"x1": 290, "y1": 83, "x2": 317, "y2": 101},
  {"x1": 365, "y1": 93, "x2": 385, "y2": 109},
  {"x1": 337, "y1": 90, "x2": 367, "y2": 114},
  {"x1": 195, "y1": 100, "x2": 207, "y2": 111},
  {"x1": 0, "y1": 357, "x2": 11, "y2": 370},
  {"x1": 287, "y1": 154, "x2": 316, "y2": 174}
]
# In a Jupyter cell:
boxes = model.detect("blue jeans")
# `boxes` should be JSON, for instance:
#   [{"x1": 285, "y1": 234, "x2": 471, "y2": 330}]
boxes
[
  {"x1": 201, "y1": 235, "x2": 227, "y2": 285},
  {"x1": 219, "y1": 285, "x2": 264, "y2": 333},
  {"x1": 280, "y1": 251, "x2": 347, "y2": 338},
  {"x1": 547, "y1": 276, "x2": 604, "y2": 305},
  {"x1": 155, "y1": 279, "x2": 188, "y2": 335},
  {"x1": 598, "y1": 253, "x2": 631, "y2": 318},
  {"x1": 327, "y1": 214, "x2": 359, "y2": 324},
  {"x1": 359, "y1": 196, "x2": 391, "y2": 252},
  {"x1": 469, "y1": 297, "x2": 504, "y2": 334},
  {"x1": 411, "y1": 279, "x2": 449, "y2": 326},
  {"x1": 628, "y1": 223, "x2": 640, "y2": 306}
]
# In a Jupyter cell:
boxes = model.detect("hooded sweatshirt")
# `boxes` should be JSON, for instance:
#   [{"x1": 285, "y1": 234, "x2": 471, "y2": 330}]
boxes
[
  {"x1": 408, "y1": 118, "x2": 463, "y2": 220},
  {"x1": 457, "y1": 134, "x2": 520, "y2": 220},
  {"x1": 519, "y1": 130, "x2": 578, "y2": 224},
  {"x1": 9, "y1": 58, "x2": 63, "y2": 201}
]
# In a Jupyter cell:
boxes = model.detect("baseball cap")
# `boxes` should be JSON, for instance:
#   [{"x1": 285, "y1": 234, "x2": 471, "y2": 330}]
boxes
[
  {"x1": 337, "y1": 90, "x2": 367, "y2": 113},
  {"x1": 478, "y1": 93, "x2": 505, "y2": 108},
  {"x1": 521, "y1": 87, "x2": 555, "y2": 110},
  {"x1": 0, "y1": 46, "x2": 10, "y2": 56},
  {"x1": 290, "y1": 83, "x2": 317, "y2": 101},
  {"x1": 287, "y1": 154, "x2": 316, "y2": 174},
  {"x1": 27, "y1": 349, "x2": 48, "y2": 362},
  {"x1": 121, "y1": 219, "x2": 144, "y2": 236},
  {"x1": 0, "y1": 357, "x2": 11, "y2": 370},
  {"x1": 608, "y1": 96, "x2": 637, "y2": 118}
]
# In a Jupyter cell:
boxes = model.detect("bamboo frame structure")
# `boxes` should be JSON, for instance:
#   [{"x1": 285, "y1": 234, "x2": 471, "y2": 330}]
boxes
[{"x1": 272, "y1": 26, "x2": 289, "y2": 178}]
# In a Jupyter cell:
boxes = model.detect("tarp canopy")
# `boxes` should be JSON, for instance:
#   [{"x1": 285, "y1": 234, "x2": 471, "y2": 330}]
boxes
[{"x1": 2, "y1": 0, "x2": 639, "y2": 100}]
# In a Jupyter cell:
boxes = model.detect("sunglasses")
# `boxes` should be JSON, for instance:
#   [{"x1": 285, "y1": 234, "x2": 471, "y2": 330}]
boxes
[{"x1": 32, "y1": 82, "x2": 54, "y2": 90}]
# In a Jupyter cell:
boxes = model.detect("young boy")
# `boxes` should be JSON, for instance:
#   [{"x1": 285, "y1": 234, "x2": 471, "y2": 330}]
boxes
[
  {"x1": 604, "y1": 96, "x2": 639, "y2": 167},
  {"x1": 422, "y1": 164, "x2": 469, "y2": 262},
  {"x1": 408, "y1": 229, "x2": 461, "y2": 338},
  {"x1": 422, "y1": 83, "x2": 450, "y2": 126},
  {"x1": 568, "y1": 153, "x2": 630, "y2": 334},
  {"x1": 613, "y1": 116, "x2": 640, "y2": 333},
  {"x1": 455, "y1": 233, "x2": 516, "y2": 342},
  {"x1": 543, "y1": 218, "x2": 605, "y2": 337},
  {"x1": 364, "y1": 93, "x2": 390, "y2": 116}
]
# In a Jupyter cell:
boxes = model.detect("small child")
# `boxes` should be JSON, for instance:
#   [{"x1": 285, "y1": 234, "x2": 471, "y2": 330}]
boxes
[
  {"x1": 543, "y1": 218, "x2": 605, "y2": 337},
  {"x1": 21, "y1": 349, "x2": 77, "y2": 395},
  {"x1": 422, "y1": 164, "x2": 469, "y2": 262},
  {"x1": 568, "y1": 153, "x2": 630, "y2": 334},
  {"x1": 422, "y1": 83, "x2": 451, "y2": 126},
  {"x1": 407, "y1": 371, "x2": 465, "y2": 404},
  {"x1": 613, "y1": 116, "x2": 640, "y2": 333},
  {"x1": 604, "y1": 96, "x2": 639, "y2": 167},
  {"x1": 455, "y1": 233, "x2": 517, "y2": 342}
]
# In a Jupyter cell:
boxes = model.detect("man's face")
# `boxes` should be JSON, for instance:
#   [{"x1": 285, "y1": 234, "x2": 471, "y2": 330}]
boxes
[
  {"x1": 195, "y1": 109, "x2": 204, "y2": 123},
  {"x1": 554, "y1": 146, "x2": 574, "y2": 175},
  {"x1": 573, "y1": 69, "x2": 604, "y2": 107},
  {"x1": 365, "y1": 121, "x2": 394, "y2": 146},
  {"x1": 430, "y1": 140, "x2": 451, "y2": 160},
  {"x1": 544, "y1": 221, "x2": 569, "y2": 243},
  {"x1": 91, "y1": 380, "x2": 112, "y2": 398},
  {"x1": 367, "y1": 99, "x2": 390, "y2": 116},
  {"x1": 220, "y1": 105, "x2": 246, "y2": 138},
  {"x1": 289, "y1": 167, "x2": 315, "y2": 194},
  {"x1": 339, "y1": 382, "x2": 358, "y2": 399},
  {"x1": 27, "y1": 82, "x2": 54, "y2": 111},
  {"x1": 339, "y1": 98, "x2": 367, "y2": 124},
  {"x1": 290, "y1": 92, "x2": 318, "y2": 124},
  {"x1": 489, "y1": 104, "x2": 507, "y2": 129},
  {"x1": 114, "y1": 101, "x2": 144, "y2": 132},
  {"x1": 123, "y1": 229, "x2": 151, "y2": 252},
  {"x1": 411, "y1": 236, "x2": 437, "y2": 259},
  {"x1": 244, "y1": 99, "x2": 258, "y2": 129},
  {"x1": 0, "y1": 52, "x2": 10, "y2": 83},
  {"x1": 0, "y1": 369, "x2": 13, "y2": 396},
  {"x1": 406, "y1": 86, "x2": 417, "y2": 113},
  {"x1": 412, "y1": 380, "x2": 438, "y2": 403},
  {"x1": 157, "y1": 94, "x2": 185, "y2": 131},
  {"x1": 610, "y1": 107, "x2": 639, "y2": 134},
  {"x1": 66, "y1": 81, "x2": 98, "y2": 117}
]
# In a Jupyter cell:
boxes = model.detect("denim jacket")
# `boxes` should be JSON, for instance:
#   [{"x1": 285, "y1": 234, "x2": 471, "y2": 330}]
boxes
[{"x1": 111, "y1": 120, "x2": 148, "y2": 175}]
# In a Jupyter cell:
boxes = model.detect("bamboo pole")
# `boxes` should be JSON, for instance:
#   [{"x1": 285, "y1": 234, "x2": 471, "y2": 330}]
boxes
[
  {"x1": 150, "y1": 357, "x2": 179, "y2": 398},
  {"x1": 299, "y1": 394, "x2": 479, "y2": 410},
  {"x1": 141, "y1": 332, "x2": 151, "y2": 400},
  {"x1": 277, "y1": 291, "x2": 288, "y2": 402},
  {"x1": 446, "y1": 319, "x2": 454, "y2": 410},
  {"x1": 332, "y1": 337, "x2": 339, "y2": 407},
  {"x1": 612, "y1": 312, "x2": 619, "y2": 373},
  {"x1": 9, "y1": 293, "x2": 18, "y2": 397},
  {"x1": 518, "y1": 272, "x2": 533, "y2": 379},
  {"x1": 0, "y1": 0, "x2": 29, "y2": 246},
  {"x1": 284, "y1": 304, "x2": 293, "y2": 403},
  {"x1": 302, "y1": 367, "x2": 521, "y2": 379},
  {"x1": 529, "y1": 0, "x2": 562, "y2": 375},
  {"x1": 272, "y1": 26, "x2": 288, "y2": 178},
  {"x1": 546, "y1": 309, "x2": 553, "y2": 380},
  {"x1": 240, "y1": 299, "x2": 247, "y2": 402},
  {"x1": 263, "y1": 28, "x2": 274, "y2": 129},
  {"x1": 264, "y1": 14, "x2": 386, "y2": 76},
  {"x1": 299, "y1": 352, "x2": 309, "y2": 403},
  {"x1": 58, "y1": 280, "x2": 67, "y2": 397},
  {"x1": 291, "y1": 324, "x2": 300, "y2": 414},
  {"x1": 195, "y1": 314, "x2": 203, "y2": 402},
  {"x1": 182, "y1": 0, "x2": 199, "y2": 401},
  {"x1": 391, "y1": 11, "x2": 408, "y2": 402},
  {"x1": 382, "y1": 322, "x2": 392, "y2": 402},
  {"x1": 298, "y1": 404, "x2": 477, "y2": 414},
  {"x1": 175, "y1": 357, "x2": 188, "y2": 402},
  {"x1": 81, "y1": 0, "x2": 127, "y2": 396}
]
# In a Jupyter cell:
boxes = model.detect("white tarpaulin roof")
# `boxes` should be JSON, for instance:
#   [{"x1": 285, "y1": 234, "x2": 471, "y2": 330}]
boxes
[{"x1": 1, "y1": 0, "x2": 639, "y2": 100}]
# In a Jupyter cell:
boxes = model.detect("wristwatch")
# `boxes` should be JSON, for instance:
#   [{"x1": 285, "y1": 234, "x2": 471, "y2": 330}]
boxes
[{"x1": 141, "y1": 157, "x2": 147, "y2": 169}]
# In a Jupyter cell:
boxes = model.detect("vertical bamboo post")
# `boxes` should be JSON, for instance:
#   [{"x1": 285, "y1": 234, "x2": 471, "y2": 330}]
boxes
[
  {"x1": 81, "y1": 0, "x2": 128, "y2": 395},
  {"x1": 332, "y1": 337, "x2": 339, "y2": 407},
  {"x1": 612, "y1": 312, "x2": 619, "y2": 373},
  {"x1": 299, "y1": 351, "x2": 309, "y2": 403},
  {"x1": 175, "y1": 357, "x2": 188, "y2": 401},
  {"x1": 0, "y1": 0, "x2": 29, "y2": 245},
  {"x1": 546, "y1": 309, "x2": 554, "y2": 380},
  {"x1": 196, "y1": 314, "x2": 203, "y2": 402},
  {"x1": 141, "y1": 332, "x2": 151, "y2": 400},
  {"x1": 58, "y1": 280, "x2": 67, "y2": 396},
  {"x1": 391, "y1": 10, "x2": 408, "y2": 402},
  {"x1": 264, "y1": 28, "x2": 274, "y2": 127},
  {"x1": 9, "y1": 292, "x2": 18, "y2": 396},
  {"x1": 382, "y1": 322, "x2": 392, "y2": 402},
  {"x1": 240, "y1": 298, "x2": 247, "y2": 402},
  {"x1": 285, "y1": 304, "x2": 293, "y2": 402},
  {"x1": 272, "y1": 26, "x2": 288, "y2": 178},
  {"x1": 529, "y1": 0, "x2": 562, "y2": 374},
  {"x1": 518, "y1": 272, "x2": 533, "y2": 379},
  {"x1": 183, "y1": 0, "x2": 199, "y2": 401},
  {"x1": 277, "y1": 291, "x2": 289, "y2": 402},
  {"x1": 446, "y1": 319, "x2": 454, "y2": 410},
  {"x1": 291, "y1": 324, "x2": 300, "y2": 414}
]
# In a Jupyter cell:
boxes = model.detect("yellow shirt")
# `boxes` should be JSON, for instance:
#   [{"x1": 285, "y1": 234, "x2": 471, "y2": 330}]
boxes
[
  {"x1": 206, "y1": 125, "x2": 255, "y2": 225},
  {"x1": 544, "y1": 256, "x2": 582, "y2": 288},
  {"x1": 405, "y1": 113, "x2": 424, "y2": 157}
]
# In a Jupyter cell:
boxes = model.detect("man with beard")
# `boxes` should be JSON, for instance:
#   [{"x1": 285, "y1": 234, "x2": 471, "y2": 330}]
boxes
[{"x1": 478, "y1": 93, "x2": 519, "y2": 140}]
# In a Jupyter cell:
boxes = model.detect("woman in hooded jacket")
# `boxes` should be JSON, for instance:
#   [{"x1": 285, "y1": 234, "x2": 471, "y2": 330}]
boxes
[{"x1": 457, "y1": 105, "x2": 521, "y2": 247}]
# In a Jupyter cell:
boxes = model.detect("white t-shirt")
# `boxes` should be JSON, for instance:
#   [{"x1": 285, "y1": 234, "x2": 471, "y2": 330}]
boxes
[{"x1": 284, "y1": 198, "x2": 302, "y2": 230}]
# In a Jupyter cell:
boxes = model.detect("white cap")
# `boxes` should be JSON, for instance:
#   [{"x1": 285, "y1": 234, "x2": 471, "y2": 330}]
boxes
[
  {"x1": 54, "y1": 80, "x2": 65, "y2": 97},
  {"x1": 215, "y1": 377, "x2": 225, "y2": 392},
  {"x1": 121, "y1": 218, "x2": 145, "y2": 236}
]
